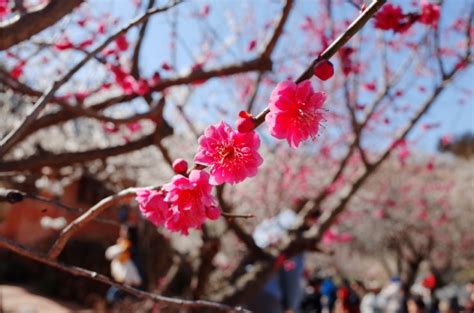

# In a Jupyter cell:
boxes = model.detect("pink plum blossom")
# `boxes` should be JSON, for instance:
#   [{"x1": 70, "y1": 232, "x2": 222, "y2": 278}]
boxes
[
  {"x1": 136, "y1": 189, "x2": 169, "y2": 227},
  {"x1": 420, "y1": 1, "x2": 440, "y2": 27},
  {"x1": 194, "y1": 121, "x2": 263, "y2": 185},
  {"x1": 115, "y1": 34, "x2": 129, "y2": 51},
  {"x1": 163, "y1": 170, "x2": 219, "y2": 235},
  {"x1": 266, "y1": 80, "x2": 326, "y2": 148},
  {"x1": 0, "y1": 0, "x2": 10, "y2": 18},
  {"x1": 374, "y1": 3, "x2": 404, "y2": 31}
]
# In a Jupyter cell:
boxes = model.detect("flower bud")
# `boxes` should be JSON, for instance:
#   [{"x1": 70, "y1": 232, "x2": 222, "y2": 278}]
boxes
[
  {"x1": 206, "y1": 206, "x2": 221, "y2": 220},
  {"x1": 236, "y1": 111, "x2": 255, "y2": 133},
  {"x1": 313, "y1": 59, "x2": 334, "y2": 81},
  {"x1": 172, "y1": 158, "x2": 188, "y2": 174}
]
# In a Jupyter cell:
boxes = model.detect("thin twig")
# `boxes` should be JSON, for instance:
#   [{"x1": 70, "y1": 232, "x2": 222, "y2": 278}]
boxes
[
  {"x1": 131, "y1": 0, "x2": 156, "y2": 78},
  {"x1": 221, "y1": 212, "x2": 255, "y2": 219}
]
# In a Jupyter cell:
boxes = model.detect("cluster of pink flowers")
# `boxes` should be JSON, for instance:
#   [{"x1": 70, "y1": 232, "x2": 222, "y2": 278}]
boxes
[
  {"x1": 0, "y1": 0, "x2": 10, "y2": 18},
  {"x1": 419, "y1": 1, "x2": 440, "y2": 27},
  {"x1": 136, "y1": 170, "x2": 220, "y2": 235},
  {"x1": 194, "y1": 121, "x2": 263, "y2": 185},
  {"x1": 374, "y1": 2, "x2": 440, "y2": 33},
  {"x1": 374, "y1": 3, "x2": 405, "y2": 31},
  {"x1": 109, "y1": 65, "x2": 152, "y2": 96},
  {"x1": 136, "y1": 61, "x2": 327, "y2": 235}
]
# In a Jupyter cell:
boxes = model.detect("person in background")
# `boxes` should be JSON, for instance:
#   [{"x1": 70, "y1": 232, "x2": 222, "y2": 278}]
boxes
[
  {"x1": 463, "y1": 280, "x2": 474, "y2": 312},
  {"x1": 438, "y1": 297, "x2": 460, "y2": 313},
  {"x1": 105, "y1": 224, "x2": 142, "y2": 303},
  {"x1": 321, "y1": 277, "x2": 338, "y2": 312},
  {"x1": 247, "y1": 210, "x2": 305, "y2": 313},
  {"x1": 396, "y1": 283, "x2": 410, "y2": 313},
  {"x1": 422, "y1": 271, "x2": 439, "y2": 313},
  {"x1": 336, "y1": 279, "x2": 360, "y2": 313},
  {"x1": 406, "y1": 295, "x2": 425, "y2": 313},
  {"x1": 378, "y1": 276, "x2": 404, "y2": 313},
  {"x1": 360, "y1": 281, "x2": 382, "y2": 313},
  {"x1": 300, "y1": 276, "x2": 323, "y2": 313}
]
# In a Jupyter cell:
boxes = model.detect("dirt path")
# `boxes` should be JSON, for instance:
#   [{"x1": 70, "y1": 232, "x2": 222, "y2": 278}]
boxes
[{"x1": 0, "y1": 285, "x2": 89, "y2": 313}]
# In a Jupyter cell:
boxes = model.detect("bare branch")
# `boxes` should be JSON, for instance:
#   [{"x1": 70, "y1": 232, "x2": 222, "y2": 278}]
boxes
[
  {"x1": 47, "y1": 187, "x2": 142, "y2": 259},
  {"x1": 261, "y1": 0, "x2": 294, "y2": 58},
  {"x1": 131, "y1": 0, "x2": 156, "y2": 78},
  {"x1": 216, "y1": 185, "x2": 272, "y2": 260},
  {"x1": 0, "y1": 126, "x2": 172, "y2": 173},
  {"x1": 2, "y1": 56, "x2": 273, "y2": 150},
  {"x1": 221, "y1": 212, "x2": 255, "y2": 219},
  {"x1": 246, "y1": 72, "x2": 264, "y2": 114},
  {"x1": 0, "y1": 0, "x2": 84, "y2": 50}
]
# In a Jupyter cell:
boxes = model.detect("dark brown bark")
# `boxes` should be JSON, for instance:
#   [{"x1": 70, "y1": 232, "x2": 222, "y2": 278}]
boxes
[
  {"x1": 0, "y1": 0, "x2": 84, "y2": 50},
  {"x1": 0, "y1": 123, "x2": 172, "y2": 173}
]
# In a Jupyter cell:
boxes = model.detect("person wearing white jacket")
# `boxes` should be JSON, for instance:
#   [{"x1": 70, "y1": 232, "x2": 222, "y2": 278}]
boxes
[{"x1": 105, "y1": 225, "x2": 142, "y2": 287}]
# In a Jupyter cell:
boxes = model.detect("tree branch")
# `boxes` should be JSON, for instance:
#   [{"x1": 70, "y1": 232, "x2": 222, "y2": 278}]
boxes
[
  {"x1": 216, "y1": 185, "x2": 272, "y2": 260},
  {"x1": 131, "y1": 0, "x2": 156, "y2": 78},
  {"x1": 2, "y1": 56, "x2": 273, "y2": 150},
  {"x1": 0, "y1": 126, "x2": 171, "y2": 173},
  {"x1": 261, "y1": 0, "x2": 294, "y2": 58},
  {"x1": 0, "y1": 0, "x2": 84, "y2": 50},
  {"x1": 47, "y1": 187, "x2": 142, "y2": 259},
  {"x1": 301, "y1": 57, "x2": 471, "y2": 253}
]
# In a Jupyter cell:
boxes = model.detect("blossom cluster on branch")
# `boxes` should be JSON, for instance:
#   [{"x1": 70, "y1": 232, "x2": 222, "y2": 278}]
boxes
[
  {"x1": 373, "y1": 1, "x2": 440, "y2": 33},
  {"x1": 137, "y1": 77, "x2": 327, "y2": 234}
]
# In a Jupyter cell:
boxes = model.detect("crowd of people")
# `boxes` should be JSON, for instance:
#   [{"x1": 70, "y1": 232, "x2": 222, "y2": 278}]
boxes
[
  {"x1": 246, "y1": 211, "x2": 473, "y2": 313},
  {"x1": 298, "y1": 275, "x2": 474, "y2": 313}
]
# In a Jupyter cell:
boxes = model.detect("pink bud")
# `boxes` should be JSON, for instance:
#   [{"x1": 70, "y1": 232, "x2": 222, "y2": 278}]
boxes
[
  {"x1": 78, "y1": 38, "x2": 94, "y2": 49},
  {"x1": 98, "y1": 23, "x2": 107, "y2": 34},
  {"x1": 115, "y1": 34, "x2": 129, "y2": 51},
  {"x1": 134, "y1": 79, "x2": 150, "y2": 96},
  {"x1": 10, "y1": 62, "x2": 24, "y2": 79},
  {"x1": 313, "y1": 59, "x2": 334, "y2": 81},
  {"x1": 150, "y1": 72, "x2": 161, "y2": 86},
  {"x1": 103, "y1": 122, "x2": 119, "y2": 134},
  {"x1": 236, "y1": 111, "x2": 255, "y2": 133},
  {"x1": 206, "y1": 206, "x2": 221, "y2": 220},
  {"x1": 55, "y1": 38, "x2": 74, "y2": 51},
  {"x1": 247, "y1": 39, "x2": 257, "y2": 51},
  {"x1": 161, "y1": 62, "x2": 172, "y2": 71},
  {"x1": 426, "y1": 161, "x2": 434, "y2": 171},
  {"x1": 172, "y1": 158, "x2": 188, "y2": 174},
  {"x1": 126, "y1": 122, "x2": 142, "y2": 133}
]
